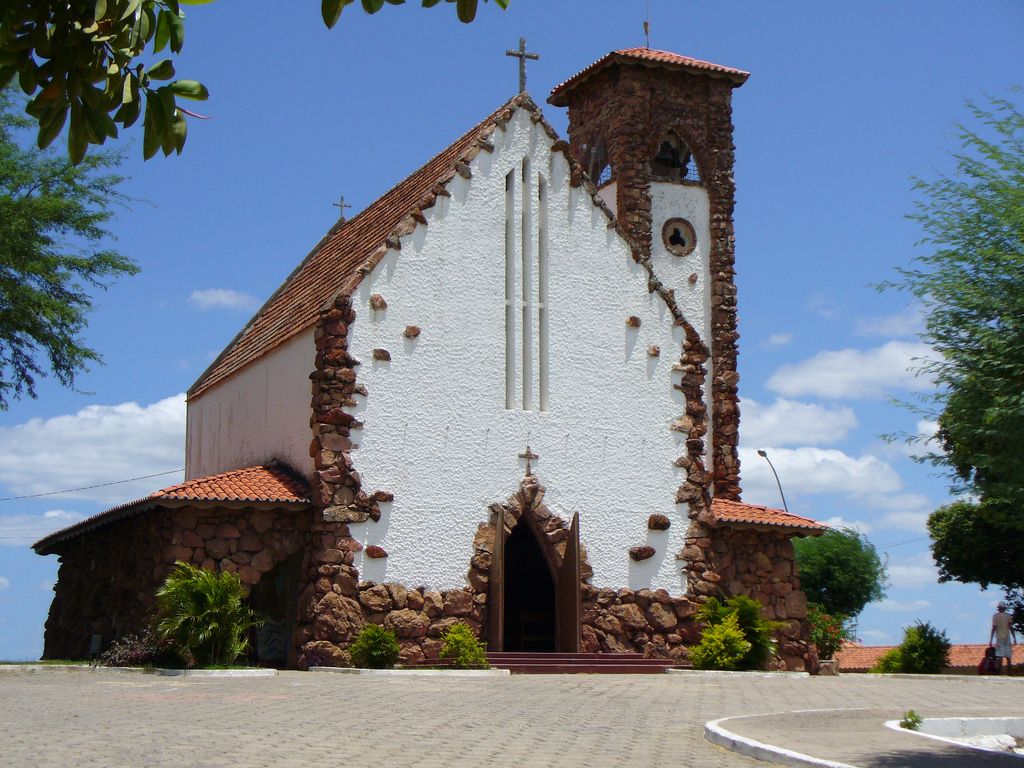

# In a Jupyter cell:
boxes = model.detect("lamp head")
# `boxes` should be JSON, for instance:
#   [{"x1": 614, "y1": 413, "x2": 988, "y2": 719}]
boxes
[{"x1": 757, "y1": 449, "x2": 767, "y2": 458}]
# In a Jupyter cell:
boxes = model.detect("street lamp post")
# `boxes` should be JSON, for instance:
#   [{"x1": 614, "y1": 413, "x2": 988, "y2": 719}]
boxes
[{"x1": 756, "y1": 449, "x2": 790, "y2": 513}]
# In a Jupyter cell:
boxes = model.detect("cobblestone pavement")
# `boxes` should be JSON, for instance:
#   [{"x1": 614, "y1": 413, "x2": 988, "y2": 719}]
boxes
[{"x1": 2, "y1": 669, "x2": 1023, "y2": 767}]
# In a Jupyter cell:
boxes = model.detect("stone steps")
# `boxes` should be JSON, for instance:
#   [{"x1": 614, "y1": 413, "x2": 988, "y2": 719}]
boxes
[{"x1": 486, "y1": 652, "x2": 691, "y2": 675}]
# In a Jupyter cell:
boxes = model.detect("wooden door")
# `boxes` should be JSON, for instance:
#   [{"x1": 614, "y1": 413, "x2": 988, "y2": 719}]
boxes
[
  {"x1": 487, "y1": 507, "x2": 505, "y2": 651},
  {"x1": 556, "y1": 512, "x2": 581, "y2": 653}
]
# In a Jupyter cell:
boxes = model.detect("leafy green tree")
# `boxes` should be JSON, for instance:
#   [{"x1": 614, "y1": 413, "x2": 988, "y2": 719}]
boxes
[
  {"x1": 870, "y1": 621, "x2": 951, "y2": 675},
  {"x1": 882, "y1": 95, "x2": 1024, "y2": 607},
  {"x1": 155, "y1": 561, "x2": 263, "y2": 667},
  {"x1": 0, "y1": 89, "x2": 137, "y2": 409},
  {"x1": 1, "y1": 0, "x2": 509, "y2": 163},
  {"x1": 793, "y1": 528, "x2": 887, "y2": 618}
]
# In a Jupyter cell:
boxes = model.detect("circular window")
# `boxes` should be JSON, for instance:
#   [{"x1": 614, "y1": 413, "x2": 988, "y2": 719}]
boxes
[{"x1": 662, "y1": 218, "x2": 696, "y2": 257}]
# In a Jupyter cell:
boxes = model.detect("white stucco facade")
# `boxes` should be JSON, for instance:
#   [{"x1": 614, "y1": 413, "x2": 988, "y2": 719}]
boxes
[
  {"x1": 185, "y1": 329, "x2": 315, "y2": 480},
  {"x1": 343, "y1": 108, "x2": 711, "y2": 595}
]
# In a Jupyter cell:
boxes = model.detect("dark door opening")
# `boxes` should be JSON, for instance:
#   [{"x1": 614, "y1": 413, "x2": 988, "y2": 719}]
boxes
[
  {"x1": 248, "y1": 552, "x2": 301, "y2": 668},
  {"x1": 503, "y1": 522, "x2": 556, "y2": 651}
]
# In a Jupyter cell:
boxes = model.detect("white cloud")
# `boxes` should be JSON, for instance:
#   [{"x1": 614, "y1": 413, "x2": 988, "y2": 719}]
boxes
[
  {"x1": 188, "y1": 288, "x2": 258, "y2": 312},
  {"x1": 759, "y1": 333, "x2": 793, "y2": 350},
  {"x1": 766, "y1": 341, "x2": 934, "y2": 399},
  {"x1": 877, "y1": 598, "x2": 932, "y2": 613},
  {"x1": 823, "y1": 516, "x2": 872, "y2": 534},
  {"x1": 863, "y1": 493, "x2": 934, "y2": 533},
  {"x1": 807, "y1": 293, "x2": 839, "y2": 319},
  {"x1": 740, "y1": 446, "x2": 903, "y2": 506},
  {"x1": 859, "y1": 628, "x2": 895, "y2": 644},
  {"x1": 0, "y1": 395, "x2": 185, "y2": 504},
  {"x1": 0, "y1": 511, "x2": 85, "y2": 548},
  {"x1": 740, "y1": 398, "x2": 857, "y2": 448},
  {"x1": 888, "y1": 553, "x2": 940, "y2": 588},
  {"x1": 38, "y1": 580, "x2": 55, "y2": 592},
  {"x1": 855, "y1": 305, "x2": 925, "y2": 338},
  {"x1": 0, "y1": 576, "x2": 9, "y2": 590}
]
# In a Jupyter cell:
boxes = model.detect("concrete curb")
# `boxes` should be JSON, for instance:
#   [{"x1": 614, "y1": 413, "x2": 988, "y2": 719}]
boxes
[
  {"x1": 309, "y1": 666, "x2": 510, "y2": 677},
  {"x1": 156, "y1": 668, "x2": 277, "y2": 677},
  {"x1": 883, "y1": 717, "x2": 1024, "y2": 755},
  {"x1": 705, "y1": 715, "x2": 857, "y2": 768},
  {"x1": 669, "y1": 669, "x2": 811, "y2": 678},
  {"x1": 0, "y1": 664, "x2": 95, "y2": 673},
  {"x1": 0, "y1": 665, "x2": 276, "y2": 677}
]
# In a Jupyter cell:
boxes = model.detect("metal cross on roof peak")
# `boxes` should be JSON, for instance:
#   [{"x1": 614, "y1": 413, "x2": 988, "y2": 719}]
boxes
[
  {"x1": 506, "y1": 37, "x2": 539, "y2": 94},
  {"x1": 332, "y1": 194, "x2": 352, "y2": 223},
  {"x1": 518, "y1": 445, "x2": 539, "y2": 476}
]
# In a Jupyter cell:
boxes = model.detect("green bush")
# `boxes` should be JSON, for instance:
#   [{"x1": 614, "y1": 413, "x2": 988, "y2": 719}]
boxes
[
  {"x1": 349, "y1": 624, "x2": 400, "y2": 669},
  {"x1": 690, "y1": 613, "x2": 751, "y2": 670},
  {"x1": 696, "y1": 595, "x2": 784, "y2": 670},
  {"x1": 155, "y1": 562, "x2": 263, "y2": 667},
  {"x1": 806, "y1": 603, "x2": 849, "y2": 661},
  {"x1": 899, "y1": 621, "x2": 951, "y2": 673},
  {"x1": 899, "y1": 710, "x2": 923, "y2": 731},
  {"x1": 440, "y1": 621, "x2": 489, "y2": 669},
  {"x1": 870, "y1": 621, "x2": 951, "y2": 674},
  {"x1": 871, "y1": 648, "x2": 903, "y2": 673}
]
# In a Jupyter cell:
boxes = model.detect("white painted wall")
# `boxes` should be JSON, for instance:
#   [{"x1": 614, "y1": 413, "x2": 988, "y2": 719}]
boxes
[
  {"x1": 650, "y1": 181, "x2": 714, "y2": 458},
  {"x1": 185, "y1": 329, "x2": 315, "y2": 480},
  {"x1": 345, "y1": 108, "x2": 711, "y2": 595}
]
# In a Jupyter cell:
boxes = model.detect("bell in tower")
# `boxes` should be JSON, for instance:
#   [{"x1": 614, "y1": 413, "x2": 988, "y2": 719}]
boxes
[{"x1": 548, "y1": 48, "x2": 748, "y2": 500}]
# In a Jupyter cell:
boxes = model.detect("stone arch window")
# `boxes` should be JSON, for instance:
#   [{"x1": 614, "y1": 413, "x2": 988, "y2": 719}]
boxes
[{"x1": 651, "y1": 131, "x2": 698, "y2": 183}]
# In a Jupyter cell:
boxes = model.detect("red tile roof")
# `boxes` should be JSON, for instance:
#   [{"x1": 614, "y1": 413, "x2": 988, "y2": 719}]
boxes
[
  {"x1": 836, "y1": 642, "x2": 990, "y2": 672},
  {"x1": 33, "y1": 465, "x2": 310, "y2": 555},
  {"x1": 709, "y1": 497, "x2": 827, "y2": 534},
  {"x1": 188, "y1": 93, "x2": 539, "y2": 400},
  {"x1": 549, "y1": 47, "x2": 749, "y2": 106}
]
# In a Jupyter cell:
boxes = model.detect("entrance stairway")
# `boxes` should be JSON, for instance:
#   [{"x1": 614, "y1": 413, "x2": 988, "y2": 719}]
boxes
[{"x1": 486, "y1": 652, "x2": 691, "y2": 674}]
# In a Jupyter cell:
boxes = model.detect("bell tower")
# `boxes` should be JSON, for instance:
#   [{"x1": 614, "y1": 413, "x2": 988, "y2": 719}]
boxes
[{"x1": 548, "y1": 48, "x2": 749, "y2": 500}]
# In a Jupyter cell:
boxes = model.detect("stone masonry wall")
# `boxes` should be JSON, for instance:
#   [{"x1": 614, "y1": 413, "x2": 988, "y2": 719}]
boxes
[
  {"x1": 560, "y1": 65, "x2": 742, "y2": 500},
  {"x1": 41, "y1": 504, "x2": 313, "y2": 661}
]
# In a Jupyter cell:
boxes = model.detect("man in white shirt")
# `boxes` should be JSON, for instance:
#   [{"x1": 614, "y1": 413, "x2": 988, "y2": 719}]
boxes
[{"x1": 990, "y1": 603, "x2": 1018, "y2": 673}]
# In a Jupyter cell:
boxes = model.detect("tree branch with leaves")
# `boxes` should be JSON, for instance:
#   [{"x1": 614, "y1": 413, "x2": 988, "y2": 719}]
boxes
[{"x1": 1, "y1": 0, "x2": 509, "y2": 163}]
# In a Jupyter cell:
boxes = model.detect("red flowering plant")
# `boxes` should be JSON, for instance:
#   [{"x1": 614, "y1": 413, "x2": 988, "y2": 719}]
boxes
[{"x1": 807, "y1": 603, "x2": 850, "y2": 660}]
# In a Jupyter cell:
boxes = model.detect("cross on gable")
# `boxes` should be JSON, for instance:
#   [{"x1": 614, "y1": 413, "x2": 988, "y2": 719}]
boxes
[
  {"x1": 505, "y1": 37, "x2": 539, "y2": 94},
  {"x1": 518, "y1": 445, "x2": 539, "y2": 476},
  {"x1": 332, "y1": 194, "x2": 353, "y2": 223}
]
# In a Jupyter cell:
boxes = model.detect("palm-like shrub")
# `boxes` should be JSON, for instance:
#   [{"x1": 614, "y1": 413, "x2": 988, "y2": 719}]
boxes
[
  {"x1": 155, "y1": 562, "x2": 262, "y2": 667},
  {"x1": 696, "y1": 595, "x2": 784, "y2": 670}
]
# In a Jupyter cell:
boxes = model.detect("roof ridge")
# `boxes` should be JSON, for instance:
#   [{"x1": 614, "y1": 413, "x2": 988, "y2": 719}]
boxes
[{"x1": 188, "y1": 92, "x2": 534, "y2": 399}]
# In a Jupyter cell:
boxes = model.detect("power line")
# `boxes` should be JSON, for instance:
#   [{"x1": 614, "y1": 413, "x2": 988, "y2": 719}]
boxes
[
  {"x1": 0, "y1": 469, "x2": 184, "y2": 502},
  {"x1": 877, "y1": 535, "x2": 931, "y2": 550}
]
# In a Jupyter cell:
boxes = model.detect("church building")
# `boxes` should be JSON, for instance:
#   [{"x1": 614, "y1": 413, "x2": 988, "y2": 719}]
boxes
[{"x1": 35, "y1": 47, "x2": 825, "y2": 670}]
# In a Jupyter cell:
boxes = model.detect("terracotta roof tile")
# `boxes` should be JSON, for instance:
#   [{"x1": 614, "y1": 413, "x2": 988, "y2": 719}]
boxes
[
  {"x1": 835, "y1": 642, "x2": 990, "y2": 672},
  {"x1": 188, "y1": 94, "x2": 536, "y2": 399},
  {"x1": 549, "y1": 47, "x2": 749, "y2": 106},
  {"x1": 709, "y1": 497, "x2": 827, "y2": 533},
  {"x1": 154, "y1": 465, "x2": 309, "y2": 504},
  {"x1": 33, "y1": 465, "x2": 309, "y2": 555}
]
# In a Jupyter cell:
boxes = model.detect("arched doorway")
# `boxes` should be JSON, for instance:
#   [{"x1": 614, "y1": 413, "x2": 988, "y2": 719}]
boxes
[
  {"x1": 485, "y1": 483, "x2": 581, "y2": 653},
  {"x1": 503, "y1": 522, "x2": 556, "y2": 651}
]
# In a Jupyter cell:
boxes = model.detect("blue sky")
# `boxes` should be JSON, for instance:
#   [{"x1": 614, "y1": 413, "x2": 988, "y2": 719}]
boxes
[{"x1": 1, "y1": 0, "x2": 1021, "y2": 659}]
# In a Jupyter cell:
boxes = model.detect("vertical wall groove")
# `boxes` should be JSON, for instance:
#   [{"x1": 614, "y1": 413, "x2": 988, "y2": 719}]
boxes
[
  {"x1": 504, "y1": 170, "x2": 515, "y2": 409},
  {"x1": 537, "y1": 174, "x2": 549, "y2": 411},
  {"x1": 520, "y1": 157, "x2": 533, "y2": 411}
]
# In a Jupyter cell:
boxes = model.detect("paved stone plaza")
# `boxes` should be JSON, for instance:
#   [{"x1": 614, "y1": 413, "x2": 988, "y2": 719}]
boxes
[{"x1": 2, "y1": 668, "x2": 1023, "y2": 767}]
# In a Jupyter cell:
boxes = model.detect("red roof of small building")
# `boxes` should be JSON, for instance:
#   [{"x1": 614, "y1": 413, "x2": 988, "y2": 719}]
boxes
[
  {"x1": 188, "y1": 93, "x2": 541, "y2": 399},
  {"x1": 33, "y1": 465, "x2": 310, "y2": 555},
  {"x1": 835, "y1": 642, "x2": 990, "y2": 672},
  {"x1": 549, "y1": 47, "x2": 749, "y2": 106},
  {"x1": 709, "y1": 497, "x2": 827, "y2": 534}
]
